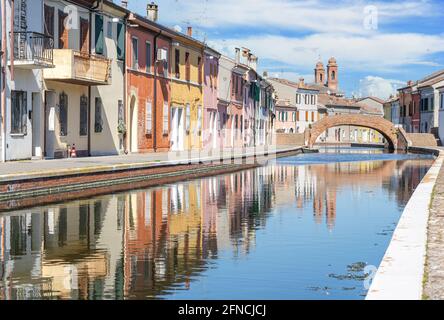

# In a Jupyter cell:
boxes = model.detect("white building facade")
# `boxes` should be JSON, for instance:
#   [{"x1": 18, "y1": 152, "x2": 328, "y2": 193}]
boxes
[{"x1": 1, "y1": 0, "x2": 53, "y2": 161}]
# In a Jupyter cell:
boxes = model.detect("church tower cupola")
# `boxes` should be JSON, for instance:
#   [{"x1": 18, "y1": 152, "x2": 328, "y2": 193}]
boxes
[
  {"x1": 315, "y1": 61, "x2": 325, "y2": 85},
  {"x1": 327, "y1": 57, "x2": 338, "y2": 91}
]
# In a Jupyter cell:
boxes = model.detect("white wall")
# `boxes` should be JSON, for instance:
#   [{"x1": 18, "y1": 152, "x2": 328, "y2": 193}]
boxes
[
  {"x1": 90, "y1": 8, "x2": 125, "y2": 156},
  {"x1": 4, "y1": 0, "x2": 45, "y2": 160}
]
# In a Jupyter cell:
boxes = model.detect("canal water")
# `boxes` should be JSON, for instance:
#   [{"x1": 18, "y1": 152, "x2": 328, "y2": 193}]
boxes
[{"x1": 0, "y1": 148, "x2": 434, "y2": 300}]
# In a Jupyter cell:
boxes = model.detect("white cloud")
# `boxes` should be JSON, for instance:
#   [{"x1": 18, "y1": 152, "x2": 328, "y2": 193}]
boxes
[
  {"x1": 154, "y1": 0, "x2": 441, "y2": 35},
  {"x1": 358, "y1": 76, "x2": 405, "y2": 100},
  {"x1": 209, "y1": 33, "x2": 444, "y2": 72}
]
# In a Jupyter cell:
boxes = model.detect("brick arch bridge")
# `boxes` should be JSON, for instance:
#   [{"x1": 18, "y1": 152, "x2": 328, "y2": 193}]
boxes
[{"x1": 305, "y1": 114, "x2": 408, "y2": 150}]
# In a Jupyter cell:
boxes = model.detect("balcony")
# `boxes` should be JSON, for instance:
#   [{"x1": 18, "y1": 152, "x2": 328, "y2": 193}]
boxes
[
  {"x1": 9, "y1": 32, "x2": 54, "y2": 69},
  {"x1": 44, "y1": 49, "x2": 111, "y2": 86}
]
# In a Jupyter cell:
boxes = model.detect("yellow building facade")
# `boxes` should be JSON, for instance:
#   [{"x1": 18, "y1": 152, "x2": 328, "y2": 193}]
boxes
[{"x1": 170, "y1": 35, "x2": 204, "y2": 151}]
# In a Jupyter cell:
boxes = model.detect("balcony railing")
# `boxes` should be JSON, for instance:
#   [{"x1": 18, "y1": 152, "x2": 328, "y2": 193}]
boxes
[
  {"x1": 44, "y1": 49, "x2": 111, "y2": 86},
  {"x1": 10, "y1": 31, "x2": 54, "y2": 68}
]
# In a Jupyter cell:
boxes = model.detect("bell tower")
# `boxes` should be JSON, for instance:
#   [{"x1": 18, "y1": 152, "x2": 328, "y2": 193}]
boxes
[
  {"x1": 315, "y1": 61, "x2": 325, "y2": 85},
  {"x1": 327, "y1": 57, "x2": 338, "y2": 91}
]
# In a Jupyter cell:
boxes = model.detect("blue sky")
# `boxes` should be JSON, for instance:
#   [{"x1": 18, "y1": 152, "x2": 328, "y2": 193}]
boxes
[{"x1": 128, "y1": 0, "x2": 444, "y2": 99}]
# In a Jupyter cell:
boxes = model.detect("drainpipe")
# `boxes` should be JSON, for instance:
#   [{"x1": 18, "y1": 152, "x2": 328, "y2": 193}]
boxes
[
  {"x1": 88, "y1": 1, "x2": 101, "y2": 156},
  {"x1": 10, "y1": 0, "x2": 13, "y2": 81},
  {"x1": 1, "y1": 0, "x2": 7, "y2": 162},
  {"x1": 124, "y1": 21, "x2": 130, "y2": 154},
  {"x1": 122, "y1": 14, "x2": 128, "y2": 154},
  {"x1": 153, "y1": 30, "x2": 162, "y2": 152}
]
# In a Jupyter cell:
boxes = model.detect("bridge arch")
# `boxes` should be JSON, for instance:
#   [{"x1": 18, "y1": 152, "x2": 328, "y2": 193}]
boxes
[{"x1": 305, "y1": 114, "x2": 399, "y2": 150}]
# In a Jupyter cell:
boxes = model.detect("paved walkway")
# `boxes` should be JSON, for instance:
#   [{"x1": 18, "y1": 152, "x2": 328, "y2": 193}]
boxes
[
  {"x1": 424, "y1": 149, "x2": 444, "y2": 299},
  {"x1": 0, "y1": 145, "x2": 300, "y2": 181}
]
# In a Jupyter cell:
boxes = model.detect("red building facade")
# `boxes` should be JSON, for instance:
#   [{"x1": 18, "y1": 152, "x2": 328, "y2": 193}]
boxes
[{"x1": 126, "y1": 13, "x2": 172, "y2": 153}]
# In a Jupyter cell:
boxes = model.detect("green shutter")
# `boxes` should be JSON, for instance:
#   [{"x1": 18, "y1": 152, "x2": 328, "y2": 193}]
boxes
[
  {"x1": 254, "y1": 83, "x2": 260, "y2": 102},
  {"x1": 95, "y1": 14, "x2": 104, "y2": 55},
  {"x1": 117, "y1": 22, "x2": 125, "y2": 60}
]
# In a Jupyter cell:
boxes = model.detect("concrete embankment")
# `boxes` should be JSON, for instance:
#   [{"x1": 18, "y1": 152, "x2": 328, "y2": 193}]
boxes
[
  {"x1": 366, "y1": 146, "x2": 444, "y2": 300},
  {"x1": 0, "y1": 146, "x2": 310, "y2": 212}
]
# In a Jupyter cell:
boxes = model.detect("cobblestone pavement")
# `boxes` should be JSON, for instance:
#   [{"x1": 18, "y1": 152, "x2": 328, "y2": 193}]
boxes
[{"x1": 424, "y1": 159, "x2": 444, "y2": 299}]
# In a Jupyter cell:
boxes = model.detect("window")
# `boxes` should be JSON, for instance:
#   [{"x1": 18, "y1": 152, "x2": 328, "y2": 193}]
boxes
[
  {"x1": 305, "y1": 111, "x2": 309, "y2": 121},
  {"x1": 185, "y1": 52, "x2": 190, "y2": 81},
  {"x1": 44, "y1": 5, "x2": 54, "y2": 38},
  {"x1": 296, "y1": 111, "x2": 300, "y2": 121},
  {"x1": 11, "y1": 91, "x2": 27, "y2": 134},
  {"x1": 80, "y1": 18, "x2": 89, "y2": 53},
  {"x1": 58, "y1": 10, "x2": 68, "y2": 49},
  {"x1": 296, "y1": 94, "x2": 301, "y2": 104},
  {"x1": 213, "y1": 63, "x2": 218, "y2": 89},
  {"x1": 118, "y1": 100, "x2": 124, "y2": 123},
  {"x1": 175, "y1": 49, "x2": 180, "y2": 78},
  {"x1": 293, "y1": 112, "x2": 296, "y2": 122},
  {"x1": 107, "y1": 21, "x2": 113, "y2": 38},
  {"x1": 198, "y1": 56, "x2": 202, "y2": 84},
  {"x1": 116, "y1": 23, "x2": 125, "y2": 60},
  {"x1": 95, "y1": 97, "x2": 103, "y2": 133},
  {"x1": 95, "y1": 14, "x2": 104, "y2": 55},
  {"x1": 163, "y1": 102, "x2": 169, "y2": 135},
  {"x1": 59, "y1": 92, "x2": 68, "y2": 136},
  {"x1": 235, "y1": 76, "x2": 239, "y2": 95},
  {"x1": 161, "y1": 48, "x2": 169, "y2": 77},
  {"x1": 331, "y1": 70, "x2": 336, "y2": 80},
  {"x1": 197, "y1": 106, "x2": 202, "y2": 134},
  {"x1": 311, "y1": 95, "x2": 315, "y2": 105},
  {"x1": 185, "y1": 104, "x2": 191, "y2": 133},
  {"x1": 311, "y1": 112, "x2": 315, "y2": 122},
  {"x1": 80, "y1": 95, "x2": 88, "y2": 136},
  {"x1": 305, "y1": 94, "x2": 309, "y2": 104},
  {"x1": 146, "y1": 101, "x2": 152, "y2": 134},
  {"x1": 146, "y1": 42, "x2": 152, "y2": 73},
  {"x1": 131, "y1": 37, "x2": 138, "y2": 69}
]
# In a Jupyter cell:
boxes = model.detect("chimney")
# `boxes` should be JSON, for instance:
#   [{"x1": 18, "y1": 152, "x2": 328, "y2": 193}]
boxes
[
  {"x1": 121, "y1": 0, "x2": 128, "y2": 8},
  {"x1": 263, "y1": 71, "x2": 268, "y2": 79},
  {"x1": 235, "y1": 48, "x2": 240, "y2": 64},
  {"x1": 299, "y1": 78, "x2": 305, "y2": 87},
  {"x1": 187, "y1": 26, "x2": 193, "y2": 37},
  {"x1": 249, "y1": 55, "x2": 258, "y2": 71},
  {"x1": 147, "y1": 2, "x2": 158, "y2": 22}
]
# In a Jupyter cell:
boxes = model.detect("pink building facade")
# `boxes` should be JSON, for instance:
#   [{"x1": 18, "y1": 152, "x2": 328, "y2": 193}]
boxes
[{"x1": 202, "y1": 47, "x2": 221, "y2": 150}]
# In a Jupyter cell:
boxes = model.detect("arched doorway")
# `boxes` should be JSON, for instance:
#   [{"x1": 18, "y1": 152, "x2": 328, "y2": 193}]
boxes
[{"x1": 129, "y1": 96, "x2": 138, "y2": 153}]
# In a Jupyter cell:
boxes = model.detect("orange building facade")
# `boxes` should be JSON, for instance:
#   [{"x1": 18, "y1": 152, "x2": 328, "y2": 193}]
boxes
[{"x1": 125, "y1": 13, "x2": 173, "y2": 153}]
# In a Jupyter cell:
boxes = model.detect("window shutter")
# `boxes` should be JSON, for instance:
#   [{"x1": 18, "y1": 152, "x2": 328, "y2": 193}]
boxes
[
  {"x1": 186, "y1": 104, "x2": 191, "y2": 132},
  {"x1": 146, "y1": 101, "x2": 152, "y2": 134},
  {"x1": 80, "y1": 95, "x2": 88, "y2": 136},
  {"x1": 197, "y1": 107, "x2": 202, "y2": 132},
  {"x1": 22, "y1": 92, "x2": 27, "y2": 135},
  {"x1": 146, "y1": 42, "x2": 151, "y2": 72},
  {"x1": 95, "y1": 97, "x2": 103, "y2": 133},
  {"x1": 95, "y1": 14, "x2": 104, "y2": 55},
  {"x1": 163, "y1": 102, "x2": 169, "y2": 134},
  {"x1": 59, "y1": 93, "x2": 68, "y2": 136},
  {"x1": 116, "y1": 22, "x2": 125, "y2": 60}
]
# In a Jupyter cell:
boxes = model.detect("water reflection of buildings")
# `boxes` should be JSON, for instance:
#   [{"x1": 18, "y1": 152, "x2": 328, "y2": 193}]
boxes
[{"x1": 0, "y1": 157, "x2": 432, "y2": 299}]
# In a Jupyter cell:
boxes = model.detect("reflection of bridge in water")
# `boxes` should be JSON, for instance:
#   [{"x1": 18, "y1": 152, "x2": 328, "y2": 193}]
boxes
[{"x1": 0, "y1": 156, "x2": 432, "y2": 299}]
